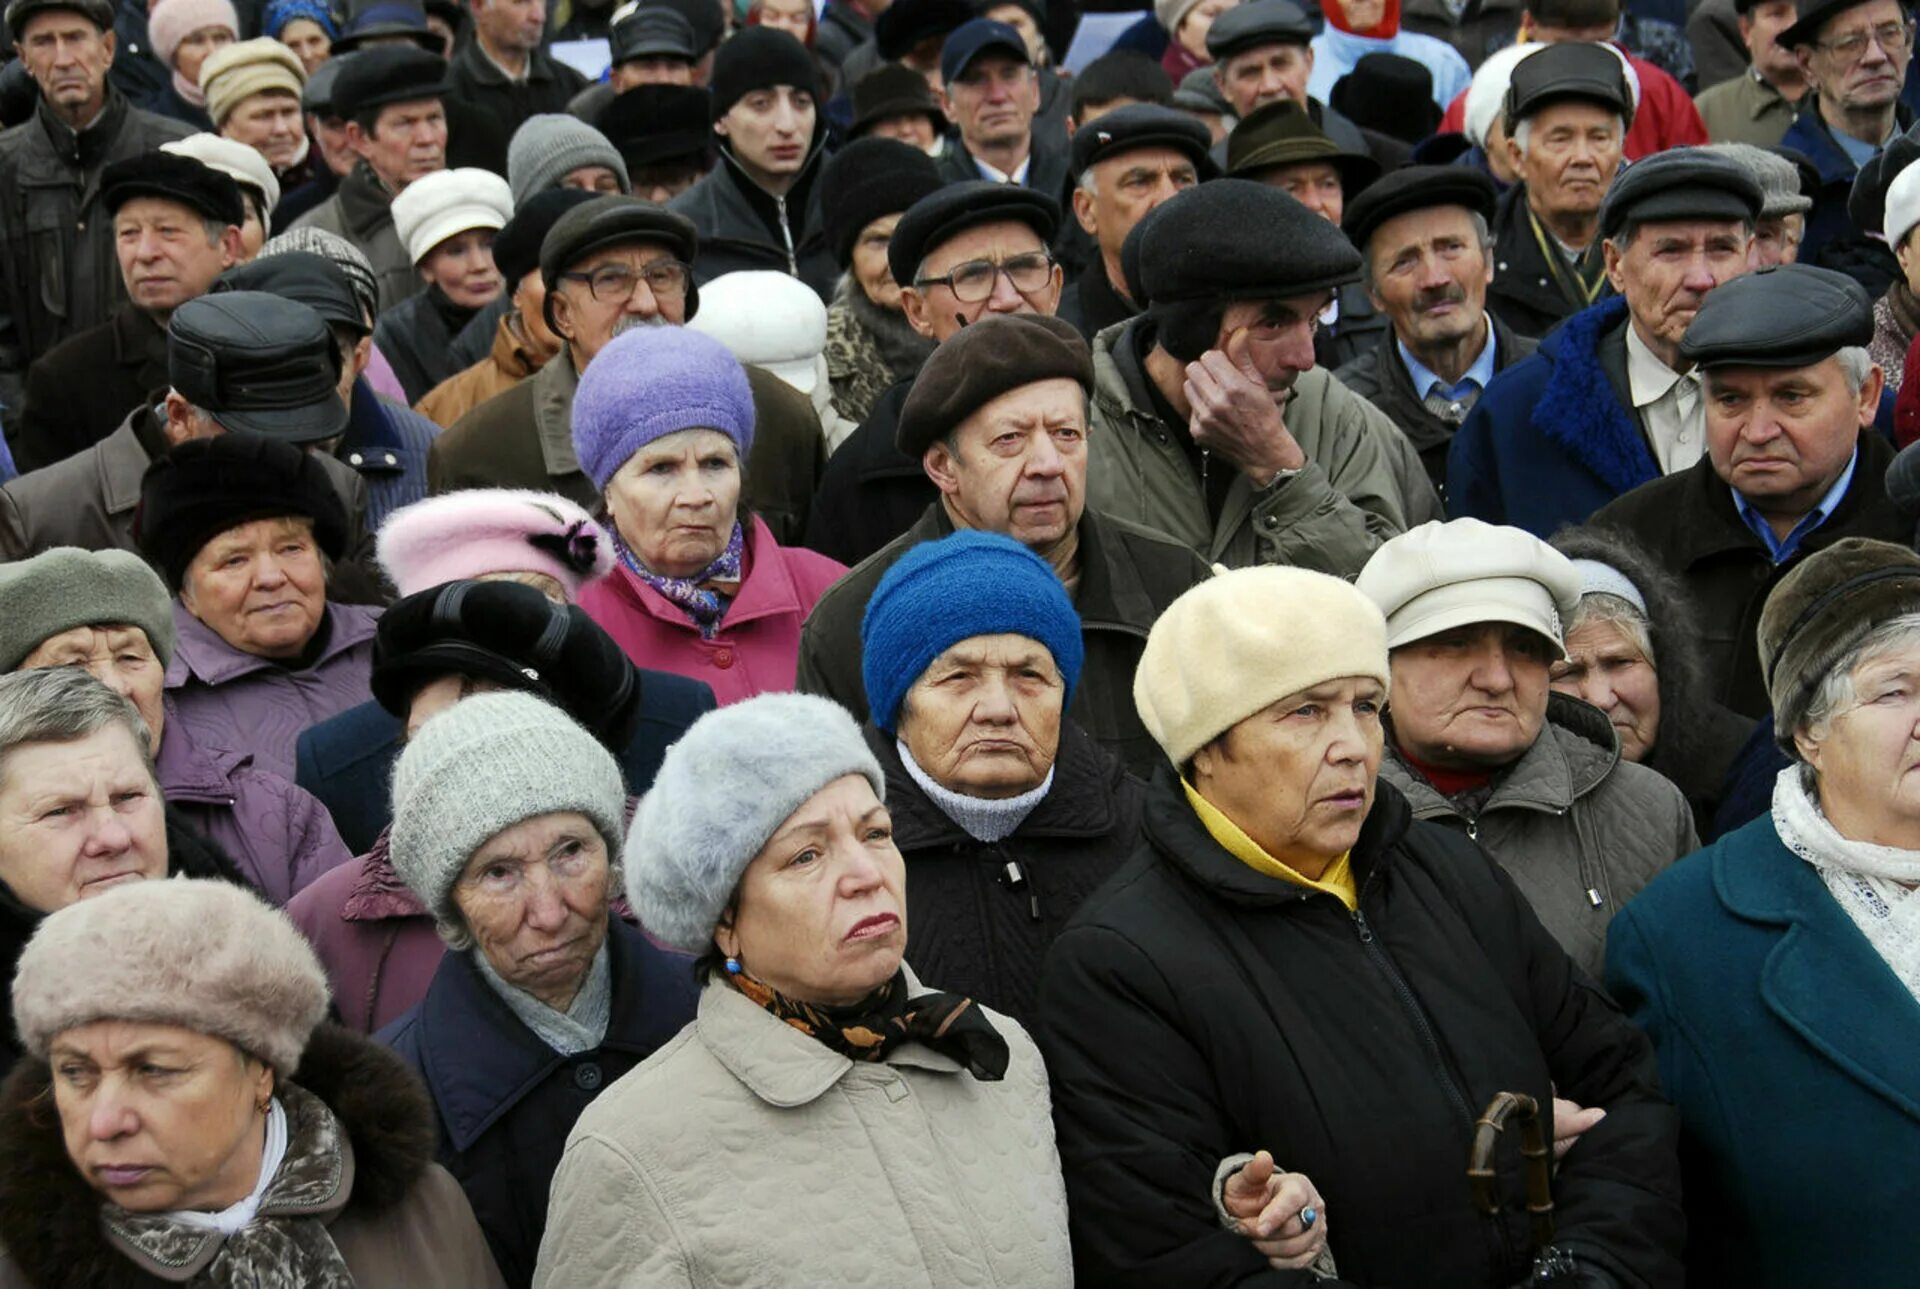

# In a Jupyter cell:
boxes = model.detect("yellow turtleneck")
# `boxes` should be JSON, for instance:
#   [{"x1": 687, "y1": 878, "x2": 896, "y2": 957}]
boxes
[{"x1": 1183, "y1": 779, "x2": 1358, "y2": 912}]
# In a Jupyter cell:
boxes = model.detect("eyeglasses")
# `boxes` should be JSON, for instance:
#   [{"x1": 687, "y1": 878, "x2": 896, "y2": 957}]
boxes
[
  {"x1": 560, "y1": 259, "x2": 692, "y2": 304},
  {"x1": 914, "y1": 252, "x2": 1054, "y2": 303},
  {"x1": 1815, "y1": 19, "x2": 1912, "y2": 61}
]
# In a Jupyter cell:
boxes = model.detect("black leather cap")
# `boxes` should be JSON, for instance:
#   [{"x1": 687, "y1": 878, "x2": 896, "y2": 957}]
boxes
[
  {"x1": 1597, "y1": 147, "x2": 1764, "y2": 240},
  {"x1": 539, "y1": 194, "x2": 701, "y2": 327},
  {"x1": 330, "y1": 45, "x2": 447, "y2": 118},
  {"x1": 1504, "y1": 41, "x2": 1635, "y2": 128},
  {"x1": 136, "y1": 435, "x2": 351, "y2": 591},
  {"x1": 897, "y1": 314, "x2": 1091, "y2": 457},
  {"x1": 1069, "y1": 102, "x2": 1217, "y2": 179},
  {"x1": 1226, "y1": 99, "x2": 1380, "y2": 192},
  {"x1": 610, "y1": 4, "x2": 697, "y2": 63},
  {"x1": 1137, "y1": 177, "x2": 1362, "y2": 304},
  {"x1": 637, "y1": 0, "x2": 722, "y2": 55},
  {"x1": 1678, "y1": 264, "x2": 1874, "y2": 369},
  {"x1": 888, "y1": 180, "x2": 1060, "y2": 288},
  {"x1": 101, "y1": 152, "x2": 246, "y2": 227},
  {"x1": 1205, "y1": 0, "x2": 1313, "y2": 61},
  {"x1": 1342, "y1": 163, "x2": 1498, "y2": 251},
  {"x1": 214, "y1": 252, "x2": 371, "y2": 335},
  {"x1": 371, "y1": 579, "x2": 644, "y2": 751},
  {"x1": 600, "y1": 83, "x2": 712, "y2": 169},
  {"x1": 166, "y1": 293, "x2": 347, "y2": 443},
  {"x1": 941, "y1": 17, "x2": 1029, "y2": 83}
]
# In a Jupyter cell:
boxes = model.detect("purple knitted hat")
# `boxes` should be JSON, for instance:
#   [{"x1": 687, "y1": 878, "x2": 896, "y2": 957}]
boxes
[{"x1": 571, "y1": 326, "x2": 756, "y2": 492}]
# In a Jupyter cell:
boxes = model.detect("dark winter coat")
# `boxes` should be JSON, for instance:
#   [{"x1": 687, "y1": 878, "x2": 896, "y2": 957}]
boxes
[
  {"x1": 669, "y1": 144, "x2": 839, "y2": 302},
  {"x1": 291, "y1": 161, "x2": 418, "y2": 314},
  {"x1": 872, "y1": 720, "x2": 1141, "y2": 1027},
  {"x1": 1644, "y1": 698, "x2": 1755, "y2": 840},
  {"x1": 814, "y1": 0, "x2": 871, "y2": 67},
  {"x1": 1485, "y1": 181, "x2": 1613, "y2": 342},
  {"x1": 374, "y1": 285, "x2": 480, "y2": 407},
  {"x1": 1706, "y1": 715, "x2": 1789, "y2": 841},
  {"x1": 445, "y1": 41, "x2": 587, "y2": 175},
  {"x1": 136, "y1": 78, "x2": 212, "y2": 131},
  {"x1": 1606, "y1": 813, "x2": 1920, "y2": 1288},
  {"x1": 380, "y1": 917, "x2": 697, "y2": 1289},
  {"x1": 934, "y1": 127, "x2": 1073, "y2": 203},
  {"x1": 1591, "y1": 432, "x2": 1907, "y2": 718},
  {"x1": 11, "y1": 304, "x2": 165, "y2": 472},
  {"x1": 1311, "y1": 281, "x2": 1391, "y2": 374},
  {"x1": 1036, "y1": 770, "x2": 1685, "y2": 1288},
  {"x1": 339, "y1": 376, "x2": 439, "y2": 532},
  {"x1": 0, "y1": 1023, "x2": 506, "y2": 1288},
  {"x1": 1779, "y1": 97, "x2": 1914, "y2": 279},
  {"x1": 799, "y1": 379, "x2": 930, "y2": 566},
  {"x1": 1057, "y1": 264, "x2": 1137, "y2": 343},
  {"x1": 797, "y1": 504, "x2": 1210, "y2": 776}
]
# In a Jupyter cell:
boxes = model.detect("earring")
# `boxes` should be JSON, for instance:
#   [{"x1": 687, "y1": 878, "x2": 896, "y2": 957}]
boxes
[{"x1": 724, "y1": 957, "x2": 742, "y2": 975}]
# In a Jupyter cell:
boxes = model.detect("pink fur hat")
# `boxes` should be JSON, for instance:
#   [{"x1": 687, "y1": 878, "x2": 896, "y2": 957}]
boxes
[{"x1": 375, "y1": 489, "x2": 616, "y2": 599}]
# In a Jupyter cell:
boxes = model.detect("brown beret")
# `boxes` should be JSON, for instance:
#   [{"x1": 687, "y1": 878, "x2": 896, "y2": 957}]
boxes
[{"x1": 896, "y1": 314, "x2": 1093, "y2": 457}]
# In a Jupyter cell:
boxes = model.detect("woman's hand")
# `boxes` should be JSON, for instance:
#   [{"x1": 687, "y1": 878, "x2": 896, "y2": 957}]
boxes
[
  {"x1": 1220, "y1": 1150, "x2": 1329, "y2": 1271},
  {"x1": 1552, "y1": 1096, "x2": 1606, "y2": 1161}
]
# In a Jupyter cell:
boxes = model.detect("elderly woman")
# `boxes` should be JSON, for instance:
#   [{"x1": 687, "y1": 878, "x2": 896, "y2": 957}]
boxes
[
  {"x1": 1549, "y1": 527, "x2": 1756, "y2": 837},
  {"x1": 859, "y1": 531, "x2": 1138, "y2": 1024},
  {"x1": 142, "y1": 0, "x2": 239, "y2": 128},
  {"x1": 0, "y1": 547, "x2": 351, "y2": 905},
  {"x1": 136, "y1": 435, "x2": 379, "y2": 783},
  {"x1": 818, "y1": 137, "x2": 942, "y2": 428},
  {"x1": 379, "y1": 168, "x2": 515, "y2": 405},
  {"x1": 0, "y1": 878, "x2": 504, "y2": 1286},
  {"x1": 379, "y1": 693, "x2": 696, "y2": 1289},
  {"x1": 1037, "y1": 566, "x2": 1683, "y2": 1286},
  {"x1": 1159, "y1": 0, "x2": 1237, "y2": 82},
  {"x1": 572, "y1": 326, "x2": 846, "y2": 705},
  {"x1": 263, "y1": 0, "x2": 335, "y2": 75},
  {"x1": 534, "y1": 692, "x2": 1072, "y2": 1285},
  {"x1": 1873, "y1": 159, "x2": 1920, "y2": 390},
  {"x1": 1607, "y1": 538, "x2": 1920, "y2": 1287},
  {"x1": 0, "y1": 669, "x2": 245, "y2": 1068}
]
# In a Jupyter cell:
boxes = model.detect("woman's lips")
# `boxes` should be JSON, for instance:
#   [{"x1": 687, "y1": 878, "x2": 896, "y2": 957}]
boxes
[
  {"x1": 844, "y1": 913, "x2": 899, "y2": 942},
  {"x1": 1319, "y1": 790, "x2": 1367, "y2": 810},
  {"x1": 95, "y1": 1165, "x2": 154, "y2": 1187}
]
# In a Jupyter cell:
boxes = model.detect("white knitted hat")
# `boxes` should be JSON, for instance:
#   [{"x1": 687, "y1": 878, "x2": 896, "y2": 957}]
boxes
[{"x1": 391, "y1": 167, "x2": 514, "y2": 267}]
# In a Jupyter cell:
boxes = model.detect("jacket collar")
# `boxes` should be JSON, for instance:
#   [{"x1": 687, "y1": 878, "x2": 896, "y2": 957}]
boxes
[
  {"x1": 872, "y1": 718, "x2": 1122, "y2": 850},
  {"x1": 343, "y1": 828, "x2": 430, "y2": 922},
  {"x1": 151, "y1": 708, "x2": 251, "y2": 804},
  {"x1": 97, "y1": 411, "x2": 158, "y2": 517},
  {"x1": 1657, "y1": 434, "x2": 1893, "y2": 565},
  {"x1": 1532, "y1": 295, "x2": 1660, "y2": 496},
  {"x1": 534, "y1": 346, "x2": 584, "y2": 479},
  {"x1": 604, "y1": 514, "x2": 807, "y2": 632},
  {"x1": 337, "y1": 161, "x2": 396, "y2": 240},
  {"x1": 1714, "y1": 816, "x2": 1920, "y2": 1123},
  {"x1": 110, "y1": 304, "x2": 167, "y2": 370},
  {"x1": 491, "y1": 310, "x2": 553, "y2": 379},
  {"x1": 456, "y1": 35, "x2": 563, "y2": 84},
  {"x1": 1384, "y1": 692, "x2": 1620, "y2": 818},
  {"x1": 33, "y1": 88, "x2": 127, "y2": 168},
  {"x1": 166, "y1": 602, "x2": 379, "y2": 689}
]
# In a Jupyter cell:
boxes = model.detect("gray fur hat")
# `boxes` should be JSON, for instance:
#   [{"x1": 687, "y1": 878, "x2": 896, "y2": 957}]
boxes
[
  {"x1": 13, "y1": 878, "x2": 329, "y2": 1074},
  {"x1": 627, "y1": 693, "x2": 885, "y2": 954},
  {"x1": 0, "y1": 546, "x2": 177, "y2": 673},
  {"x1": 390, "y1": 690, "x2": 628, "y2": 940}
]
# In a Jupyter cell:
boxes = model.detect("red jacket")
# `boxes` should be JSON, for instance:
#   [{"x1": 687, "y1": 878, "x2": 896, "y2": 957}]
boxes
[{"x1": 1440, "y1": 44, "x2": 1706, "y2": 160}]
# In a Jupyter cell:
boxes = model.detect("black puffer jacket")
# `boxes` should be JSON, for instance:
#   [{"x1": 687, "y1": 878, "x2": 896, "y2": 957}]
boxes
[
  {"x1": 874, "y1": 719, "x2": 1141, "y2": 1027},
  {"x1": 1036, "y1": 770, "x2": 1684, "y2": 1288}
]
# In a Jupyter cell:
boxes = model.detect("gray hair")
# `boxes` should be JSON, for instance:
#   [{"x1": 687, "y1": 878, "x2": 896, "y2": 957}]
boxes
[
  {"x1": 1511, "y1": 113, "x2": 1624, "y2": 157},
  {"x1": 1359, "y1": 209, "x2": 1492, "y2": 294},
  {"x1": 1565, "y1": 590, "x2": 1656, "y2": 665},
  {"x1": 1795, "y1": 611, "x2": 1920, "y2": 757},
  {"x1": 0, "y1": 668, "x2": 155, "y2": 794},
  {"x1": 1835, "y1": 345, "x2": 1874, "y2": 396},
  {"x1": 1077, "y1": 165, "x2": 1097, "y2": 197}
]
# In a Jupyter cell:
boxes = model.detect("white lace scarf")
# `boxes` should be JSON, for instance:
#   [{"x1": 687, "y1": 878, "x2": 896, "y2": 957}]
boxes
[{"x1": 1771, "y1": 765, "x2": 1920, "y2": 1002}]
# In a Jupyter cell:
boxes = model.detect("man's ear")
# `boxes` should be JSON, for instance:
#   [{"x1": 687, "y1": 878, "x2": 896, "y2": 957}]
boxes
[
  {"x1": 548, "y1": 284, "x2": 578, "y2": 341},
  {"x1": 899, "y1": 286, "x2": 936, "y2": 338},
  {"x1": 923, "y1": 438, "x2": 963, "y2": 495},
  {"x1": 1072, "y1": 185, "x2": 1098, "y2": 237},
  {"x1": 218, "y1": 225, "x2": 245, "y2": 266},
  {"x1": 1601, "y1": 237, "x2": 1627, "y2": 294}
]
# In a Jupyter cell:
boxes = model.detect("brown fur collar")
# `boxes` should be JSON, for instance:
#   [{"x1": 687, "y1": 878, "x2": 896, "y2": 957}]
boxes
[{"x1": 0, "y1": 1024, "x2": 435, "y2": 1287}]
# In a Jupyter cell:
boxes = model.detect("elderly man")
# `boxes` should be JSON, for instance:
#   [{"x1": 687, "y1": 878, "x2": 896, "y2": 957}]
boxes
[
  {"x1": 0, "y1": 0, "x2": 190, "y2": 411},
  {"x1": 798, "y1": 314, "x2": 1208, "y2": 774},
  {"x1": 12, "y1": 152, "x2": 245, "y2": 473},
  {"x1": 1357, "y1": 518, "x2": 1697, "y2": 977},
  {"x1": 1453, "y1": 149, "x2": 1763, "y2": 536},
  {"x1": 1593, "y1": 264, "x2": 1909, "y2": 717},
  {"x1": 1484, "y1": 41, "x2": 1632, "y2": 339},
  {"x1": 200, "y1": 38, "x2": 322, "y2": 196},
  {"x1": 1696, "y1": 0, "x2": 1808, "y2": 145},
  {"x1": 1085, "y1": 178, "x2": 1432, "y2": 576},
  {"x1": 1061, "y1": 104, "x2": 1211, "y2": 341},
  {"x1": 606, "y1": 7, "x2": 699, "y2": 91},
  {"x1": 1709, "y1": 139, "x2": 1815, "y2": 262},
  {"x1": 291, "y1": 45, "x2": 449, "y2": 311},
  {"x1": 1335, "y1": 166, "x2": 1538, "y2": 501},
  {"x1": 804, "y1": 181, "x2": 1065, "y2": 564},
  {"x1": 445, "y1": 0, "x2": 586, "y2": 173},
  {"x1": 429, "y1": 195, "x2": 824, "y2": 542},
  {"x1": 1035, "y1": 563, "x2": 1685, "y2": 1287},
  {"x1": 1779, "y1": 0, "x2": 1915, "y2": 264},
  {"x1": 935, "y1": 18, "x2": 1070, "y2": 196},
  {"x1": 1203, "y1": 0, "x2": 1403, "y2": 168}
]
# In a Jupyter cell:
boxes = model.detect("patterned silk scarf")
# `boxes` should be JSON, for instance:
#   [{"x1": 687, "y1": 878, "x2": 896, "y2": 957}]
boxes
[
  {"x1": 731, "y1": 968, "x2": 1011, "y2": 1081},
  {"x1": 616, "y1": 521, "x2": 746, "y2": 639}
]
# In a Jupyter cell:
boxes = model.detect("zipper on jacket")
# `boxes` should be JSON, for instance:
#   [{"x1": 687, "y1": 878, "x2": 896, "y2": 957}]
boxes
[
  {"x1": 997, "y1": 857, "x2": 1041, "y2": 921},
  {"x1": 775, "y1": 194, "x2": 797, "y2": 276}
]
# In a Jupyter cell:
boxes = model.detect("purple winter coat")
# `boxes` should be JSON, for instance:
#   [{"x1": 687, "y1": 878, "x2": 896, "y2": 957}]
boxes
[
  {"x1": 286, "y1": 829, "x2": 447, "y2": 1034},
  {"x1": 163, "y1": 602, "x2": 380, "y2": 783},
  {"x1": 155, "y1": 705, "x2": 354, "y2": 907}
]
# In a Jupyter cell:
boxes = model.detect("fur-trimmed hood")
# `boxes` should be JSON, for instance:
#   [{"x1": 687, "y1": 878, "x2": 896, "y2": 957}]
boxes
[
  {"x1": 0, "y1": 1024, "x2": 436, "y2": 1287},
  {"x1": 1529, "y1": 296, "x2": 1660, "y2": 499}
]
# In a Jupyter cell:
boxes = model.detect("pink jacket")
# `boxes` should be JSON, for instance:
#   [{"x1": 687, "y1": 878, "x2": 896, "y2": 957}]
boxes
[{"x1": 578, "y1": 515, "x2": 845, "y2": 706}]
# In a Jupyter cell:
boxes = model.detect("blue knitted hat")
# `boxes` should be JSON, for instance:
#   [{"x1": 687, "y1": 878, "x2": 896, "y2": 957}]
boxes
[
  {"x1": 860, "y1": 531, "x2": 1085, "y2": 733},
  {"x1": 571, "y1": 326, "x2": 755, "y2": 492}
]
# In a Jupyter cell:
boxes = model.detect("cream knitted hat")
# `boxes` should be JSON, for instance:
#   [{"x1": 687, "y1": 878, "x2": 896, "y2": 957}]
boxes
[{"x1": 198, "y1": 36, "x2": 305, "y2": 127}]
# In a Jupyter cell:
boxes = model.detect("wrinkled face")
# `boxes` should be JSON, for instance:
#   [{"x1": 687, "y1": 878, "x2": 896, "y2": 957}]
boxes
[
  {"x1": 18, "y1": 12, "x2": 114, "y2": 124},
  {"x1": 715, "y1": 774, "x2": 906, "y2": 1007},
  {"x1": 1754, "y1": 212, "x2": 1804, "y2": 266},
  {"x1": 604, "y1": 428, "x2": 741, "y2": 579},
  {"x1": 474, "y1": 0, "x2": 546, "y2": 55},
  {"x1": 0, "y1": 726, "x2": 166, "y2": 913},
  {"x1": 1743, "y1": 0, "x2": 1802, "y2": 80},
  {"x1": 1214, "y1": 294, "x2": 1327, "y2": 395},
  {"x1": 275, "y1": 16, "x2": 330, "y2": 75},
  {"x1": 862, "y1": 110, "x2": 938, "y2": 151},
  {"x1": 1704, "y1": 358, "x2": 1877, "y2": 518},
  {"x1": 1076, "y1": 145, "x2": 1200, "y2": 265},
  {"x1": 20, "y1": 626, "x2": 166, "y2": 745},
  {"x1": 944, "y1": 53, "x2": 1039, "y2": 152},
  {"x1": 984, "y1": 3, "x2": 1048, "y2": 64},
  {"x1": 1511, "y1": 102, "x2": 1623, "y2": 224},
  {"x1": 1388, "y1": 622, "x2": 1556, "y2": 770},
  {"x1": 168, "y1": 23, "x2": 232, "y2": 84},
  {"x1": 1216, "y1": 41, "x2": 1312, "y2": 117},
  {"x1": 310, "y1": 111, "x2": 357, "y2": 177},
  {"x1": 716, "y1": 85, "x2": 815, "y2": 183},
  {"x1": 852, "y1": 212, "x2": 906, "y2": 310},
  {"x1": 113, "y1": 196, "x2": 237, "y2": 318},
  {"x1": 900, "y1": 220, "x2": 1061, "y2": 341},
  {"x1": 1177, "y1": 0, "x2": 1238, "y2": 59},
  {"x1": 923, "y1": 377, "x2": 1086, "y2": 547},
  {"x1": 1800, "y1": 0, "x2": 1910, "y2": 113},
  {"x1": 52, "y1": 1022, "x2": 272, "y2": 1214},
  {"x1": 629, "y1": 159, "x2": 707, "y2": 203},
  {"x1": 757, "y1": 0, "x2": 813, "y2": 44},
  {"x1": 349, "y1": 98, "x2": 448, "y2": 190},
  {"x1": 1367, "y1": 204, "x2": 1493, "y2": 352},
  {"x1": 900, "y1": 633, "x2": 1065, "y2": 798},
  {"x1": 221, "y1": 90, "x2": 305, "y2": 169},
  {"x1": 1798, "y1": 642, "x2": 1920, "y2": 845},
  {"x1": 511, "y1": 267, "x2": 561, "y2": 352},
  {"x1": 1604, "y1": 219, "x2": 1753, "y2": 360},
  {"x1": 1549, "y1": 617, "x2": 1661, "y2": 762},
  {"x1": 452, "y1": 810, "x2": 612, "y2": 1011},
  {"x1": 1256, "y1": 159, "x2": 1343, "y2": 225},
  {"x1": 179, "y1": 516, "x2": 328, "y2": 661},
  {"x1": 1191, "y1": 677, "x2": 1384, "y2": 869},
  {"x1": 549, "y1": 238, "x2": 689, "y2": 362},
  {"x1": 420, "y1": 227, "x2": 503, "y2": 310},
  {"x1": 611, "y1": 55, "x2": 696, "y2": 90},
  {"x1": 560, "y1": 164, "x2": 624, "y2": 195}
]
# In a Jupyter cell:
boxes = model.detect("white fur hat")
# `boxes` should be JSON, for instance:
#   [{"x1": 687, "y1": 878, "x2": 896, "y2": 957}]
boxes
[
  {"x1": 391, "y1": 167, "x2": 514, "y2": 267},
  {"x1": 162, "y1": 132, "x2": 281, "y2": 217},
  {"x1": 685, "y1": 270, "x2": 829, "y2": 398}
]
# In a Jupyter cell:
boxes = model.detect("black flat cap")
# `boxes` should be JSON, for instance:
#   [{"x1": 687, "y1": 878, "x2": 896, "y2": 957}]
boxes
[
  {"x1": 897, "y1": 314, "x2": 1092, "y2": 457},
  {"x1": 1598, "y1": 147, "x2": 1764, "y2": 240},
  {"x1": 851, "y1": 63, "x2": 946, "y2": 137},
  {"x1": 638, "y1": 0, "x2": 723, "y2": 55},
  {"x1": 1226, "y1": 99, "x2": 1380, "y2": 192},
  {"x1": 540, "y1": 194, "x2": 699, "y2": 284},
  {"x1": 1138, "y1": 177, "x2": 1362, "y2": 304},
  {"x1": 214, "y1": 252, "x2": 371, "y2": 335},
  {"x1": 303, "y1": 51, "x2": 351, "y2": 116},
  {"x1": 330, "y1": 45, "x2": 447, "y2": 118},
  {"x1": 1504, "y1": 41, "x2": 1634, "y2": 127},
  {"x1": 331, "y1": 1, "x2": 440, "y2": 53},
  {"x1": 493, "y1": 187, "x2": 596, "y2": 287},
  {"x1": 1781, "y1": 0, "x2": 1881, "y2": 47},
  {"x1": 101, "y1": 152, "x2": 245, "y2": 228},
  {"x1": 1342, "y1": 164, "x2": 1497, "y2": 252},
  {"x1": 610, "y1": 4, "x2": 696, "y2": 63},
  {"x1": 5, "y1": 0, "x2": 111, "y2": 36},
  {"x1": 136, "y1": 435, "x2": 350, "y2": 592},
  {"x1": 1678, "y1": 264, "x2": 1874, "y2": 369},
  {"x1": 167, "y1": 293, "x2": 347, "y2": 443},
  {"x1": 1329, "y1": 52, "x2": 1441, "y2": 146},
  {"x1": 371, "y1": 580, "x2": 643, "y2": 749},
  {"x1": 600, "y1": 83, "x2": 712, "y2": 168},
  {"x1": 888, "y1": 181, "x2": 1060, "y2": 288},
  {"x1": 1070, "y1": 103, "x2": 1217, "y2": 179},
  {"x1": 1205, "y1": 0, "x2": 1313, "y2": 61},
  {"x1": 1849, "y1": 124, "x2": 1920, "y2": 237},
  {"x1": 876, "y1": 0, "x2": 973, "y2": 60}
]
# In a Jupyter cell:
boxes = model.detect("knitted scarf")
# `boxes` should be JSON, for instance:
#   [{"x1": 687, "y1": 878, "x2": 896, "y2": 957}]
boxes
[
  {"x1": 845, "y1": 276, "x2": 937, "y2": 384},
  {"x1": 473, "y1": 939, "x2": 613, "y2": 1056},
  {"x1": 173, "y1": 69, "x2": 207, "y2": 108},
  {"x1": 615, "y1": 521, "x2": 745, "y2": 639},
  {"x1": 730, "y1": 968, "x2": 1010, "y2": 1080},
  {"x1": 897, "y1": 739, "x2": 1055, "y2": 843}
]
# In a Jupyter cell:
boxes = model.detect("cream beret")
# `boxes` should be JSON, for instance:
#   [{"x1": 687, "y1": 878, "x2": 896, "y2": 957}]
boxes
[
  {"x1": 199, "y1": 36, "x2": 305, "y2": 128},
  {"x1": 1133, "y1": 565, "x2": 1390, "y2": 768},
  {"x1": 162, "y1": 133, "x2": 281, "y2": 216},
  {"x1": 1356, "y1": 518, "x2": 1582, "y2": 656},
  {"x1": 392, "y1": 167, "x2": 514, "y2": 267}
]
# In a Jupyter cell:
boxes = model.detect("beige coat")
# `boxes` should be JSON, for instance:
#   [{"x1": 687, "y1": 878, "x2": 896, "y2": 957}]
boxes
[{"x1": 533, "y1": 974, "x2": 1072, "y2": 1288}]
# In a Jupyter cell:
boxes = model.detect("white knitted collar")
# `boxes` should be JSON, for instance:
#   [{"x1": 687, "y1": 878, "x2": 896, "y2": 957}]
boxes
[{"x1": 897, "y1": 740, "x2": 1055, "y2": 844}]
